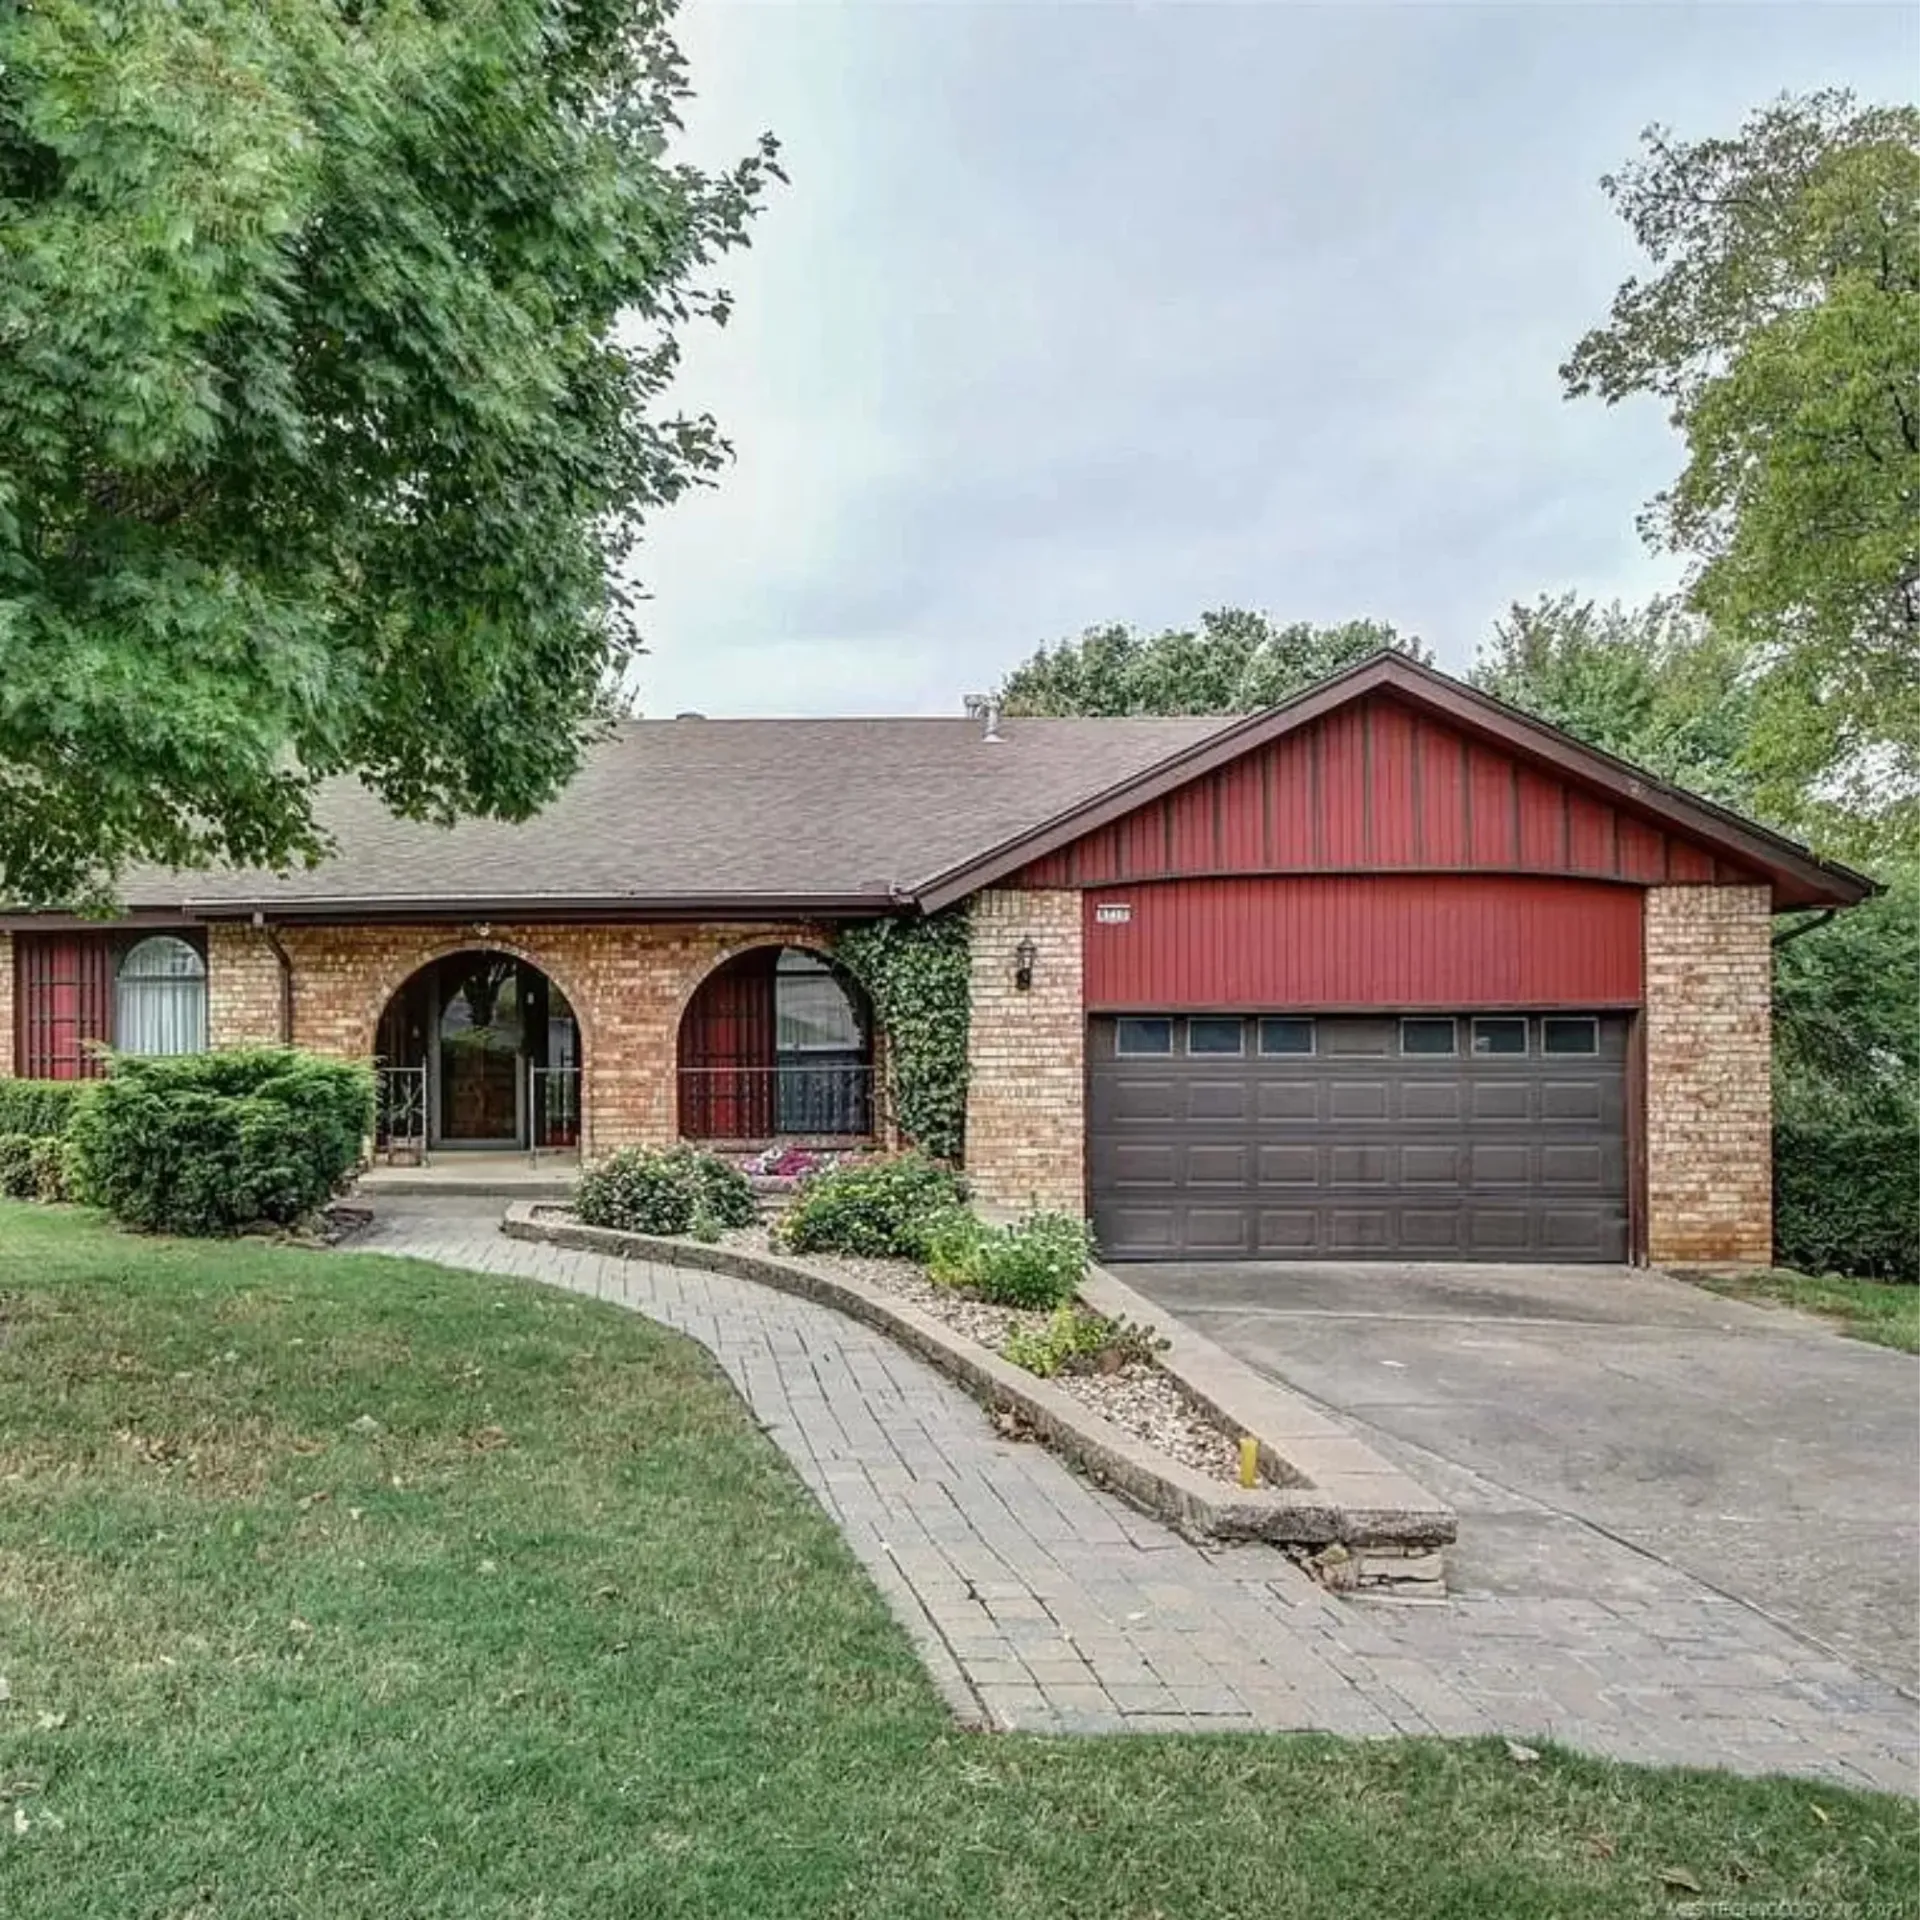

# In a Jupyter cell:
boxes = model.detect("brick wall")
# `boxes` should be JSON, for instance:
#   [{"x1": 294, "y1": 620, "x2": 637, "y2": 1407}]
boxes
[
  {"x1": 207, "y1": 925, "x2": 287, "y2": 1047},
  {"x1": 0, "y1": 932, "x2": 12, "y2": 1078},
  {"x1": 1644, "y1": 885, "x2": 1773, "y2": 1267},
  {"x1": 965, "y1": 889, "x2": 1085, "y2": 1215},
  {"x1": 203, "y1": 918, "x2": 828, "y2": 1155}
]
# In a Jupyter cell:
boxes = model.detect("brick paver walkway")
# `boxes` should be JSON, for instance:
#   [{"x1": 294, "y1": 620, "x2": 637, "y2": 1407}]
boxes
[{"x1": 359, "y1": 1205, "x2": 1918, "y2": 1793}]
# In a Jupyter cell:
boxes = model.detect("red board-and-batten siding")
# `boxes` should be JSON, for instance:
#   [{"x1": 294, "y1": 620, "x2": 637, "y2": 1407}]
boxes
[{"x1": 1006, "y1": 693, "x2": 1765, "y2": 1011}]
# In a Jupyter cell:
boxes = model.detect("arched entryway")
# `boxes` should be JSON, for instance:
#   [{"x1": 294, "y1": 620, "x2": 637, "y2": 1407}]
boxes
[
  {"x1": 678, "y1": 947, "x2": 874, "y2": 1143},
  {"x1": 374, "y1": 949, "x2": 581, "y2": 1155}
]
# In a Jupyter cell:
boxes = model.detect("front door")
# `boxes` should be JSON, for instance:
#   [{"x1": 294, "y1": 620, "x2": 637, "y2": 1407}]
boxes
[{"x1": 436, "y1": 957, "x2": 524, "y2": 1144}]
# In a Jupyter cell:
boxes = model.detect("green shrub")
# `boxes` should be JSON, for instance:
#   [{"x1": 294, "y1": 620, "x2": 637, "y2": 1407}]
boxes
[
  {"x1": 1002, "y1": 1305, "x2": 1169, "y2": 1379},
  {"x1": 0, "y1": 1080, "x2": 87, "y2": 1139},
  {"x1": 0, "y1": 1133, "x2": 36, "y2": 1200},
  {"x1": 68, "y1": 1048, "x2": 374, "y2": 1237},
  {"x1": 969, "y1": 1211, "x2": 1094, "y2": 1311},
  {"x1": 575, "y1": 1146, "x2": 756, "y2": 1238},
  {"x1": 27, "y1": 1135, "x2": 72, "y2": 1203},
  {"x1": 775, "y1": 1153, "x2": 966, "y2": 1259},
  {"x1": 1774, "y1": 1083, "x2": 1919, "y2": 1282},
  {"x1": 922, "y1": 1208, "x2": 987, "y2": 1287}
]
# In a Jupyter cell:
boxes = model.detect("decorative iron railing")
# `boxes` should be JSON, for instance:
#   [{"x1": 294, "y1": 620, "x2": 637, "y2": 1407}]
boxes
[
  {"x1": 529, "y1": 1064, "x2": 583, "y2": 1158},
  {"x1": 678, "y1": 1063, "x2": 874, "y2": 1141},
  {"x1": 375, "y1": 1064, "x2": 429, "y2": 1163}
]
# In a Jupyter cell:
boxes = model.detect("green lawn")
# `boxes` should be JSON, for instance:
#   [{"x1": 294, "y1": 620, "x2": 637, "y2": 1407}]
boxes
[
  {"x1": 1, "y1": 1204, "x2": 1912, "y2": 1918},
  {"x1": 1681, "y1": 1266, "x2": 1920, "y2": 1353}
]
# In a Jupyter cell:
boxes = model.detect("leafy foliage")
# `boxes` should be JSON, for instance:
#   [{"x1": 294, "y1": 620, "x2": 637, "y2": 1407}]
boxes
[
  {"x1": 1773, "y1": 1081, "x2": 1918, "y2": 1282},
  {"x1": 574, "y1": 1146, "x2": 756, "y2": 1239},
  {"x1": 1564, "y1": 90, "x2": 1920, "y2": 842},
  {"x1": 945, "y1": 1210, "x2": 1094, "y2": 1312},
  {"x1": 68, "y1": 1048, "x2": 373, "y2": 1235},
  {"x1": 1001, "y1": 1304, "x2": 1167, "y2": 1379},
  {"x1": 775, "y1": 1153, "x2": 966, "y2": 1260},
  {"x1": 27, "y1": 1134, "x2": 72, "y2": 1203},
  {"x1": 0, "y1": 1133, "x2": 35, "y2": 1200},
  {"x1": 997, "y1": 609, "x2": 1428, "y2": 717},
  {"x1": 0, "y1": 1079, "x2": 87, "y2": 1139},
  {"x1": 0, "y1": 1, "x2": 778, "y2": 903},
  {"x1": 1773, "y1": 877, "x2": 1920, "y2": 1087},
  {"x1": 834, "y1": 914, "x2": 971, "y2": 1161},
  {"x1": 1473, "y1": 595, "x2": 1757, "y2": 808}
]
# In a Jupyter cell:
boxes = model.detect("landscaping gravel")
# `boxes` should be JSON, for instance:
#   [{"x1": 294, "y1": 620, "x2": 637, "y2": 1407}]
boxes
[{"x1": 726, "y1": 1231, "x2": 1254, "y2": 1483}]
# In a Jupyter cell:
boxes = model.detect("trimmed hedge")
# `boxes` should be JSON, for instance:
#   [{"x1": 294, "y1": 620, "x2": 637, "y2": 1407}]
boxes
[
  {"x1": 1774, "y1": 1085, "x2": 1919, "y2": 1282},
  {"x1": 0, "y1": 1080, "x2": 87, "y2": 1139},
  {"x1": 69, "y1": 1049, "x2": 374, "y2": 1236},
  {"x1": 574, "y1": 1146, "x2": 756, "y2": 1238}
]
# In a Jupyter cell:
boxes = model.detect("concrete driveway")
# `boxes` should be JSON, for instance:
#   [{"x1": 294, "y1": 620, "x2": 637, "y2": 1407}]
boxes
[{"x1": 1124, "y1": 1260, "x2": 1920, "y2": 1695}]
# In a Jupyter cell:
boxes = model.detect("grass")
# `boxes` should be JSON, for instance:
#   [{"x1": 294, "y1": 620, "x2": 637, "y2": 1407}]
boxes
[
  {"x1": 1679, "y1": 1266, "x2": 1920, "y2": 1353},
  {"x1": 1, "y1": 1204, "x2": 1913, "y2": 1919}
]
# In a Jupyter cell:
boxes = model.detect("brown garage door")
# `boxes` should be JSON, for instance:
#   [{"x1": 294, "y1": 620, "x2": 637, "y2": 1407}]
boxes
[{"x1": 1088, "y1": 1012, "x2": 1629, "y2": 1262}]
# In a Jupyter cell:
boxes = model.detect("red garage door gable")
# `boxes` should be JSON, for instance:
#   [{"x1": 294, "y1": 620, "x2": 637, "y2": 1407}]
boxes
[
  {"x1": 1015, "y1": 693, "x2": 1750, "y2": 893},
  {"x1": 1083, "y1": 874, "x2": 1644, "y2": 1009}
]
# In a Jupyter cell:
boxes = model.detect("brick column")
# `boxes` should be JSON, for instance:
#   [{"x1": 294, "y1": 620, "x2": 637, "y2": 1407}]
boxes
[
  {"x1": 207, "y1": 924, "x2": 289, "y2": 1047},
  {"x1": 965, "y1": 889, "x2": 1085, "y2": 1215},
  {"x1": 1644, "y1": 885, "x2": 1773, "y2": 1267},
  {"x1": 0, "y1": 932, "x2": 14, "y2": 1077}
]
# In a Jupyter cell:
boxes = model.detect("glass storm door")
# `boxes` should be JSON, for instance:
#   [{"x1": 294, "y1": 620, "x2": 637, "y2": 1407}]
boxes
[{"x1": 437, "y1": 958, "x2": 524, "y2": 1144}]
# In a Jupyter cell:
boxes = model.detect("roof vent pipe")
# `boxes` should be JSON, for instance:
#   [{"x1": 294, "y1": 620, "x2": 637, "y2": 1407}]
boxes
[{"x1": 963, "y1": 693, "x2": 1004, "y2": 744}]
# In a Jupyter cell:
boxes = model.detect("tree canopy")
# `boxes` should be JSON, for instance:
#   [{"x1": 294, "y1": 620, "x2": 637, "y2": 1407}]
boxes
[
  {"x1": 0, "y1": 0, "x2": 776, "y2": 905},
  {"x1": 1563, "y1": 90, "x2": 1920, "y2": 842},
  {"x1": 1473, "y1": 594, "x2": 1757, "y2": 810},
  {"x1": 996, "y1": 610, "x2": 1427, "y2": 717}
]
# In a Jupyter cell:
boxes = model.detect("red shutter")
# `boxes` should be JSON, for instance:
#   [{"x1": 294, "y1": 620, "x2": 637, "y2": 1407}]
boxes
[
  {"x1": 678, "y1": 951, "x2": 777, "y2": 1139},
  {"x1": 16, "y1": 934, "x2": 114, "y2": 1079}
]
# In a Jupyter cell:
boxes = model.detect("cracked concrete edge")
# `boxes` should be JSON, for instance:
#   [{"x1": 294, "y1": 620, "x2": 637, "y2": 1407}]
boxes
[{"x1": 499, "y1": 1204, "x2": 1455, "y2": 1552}]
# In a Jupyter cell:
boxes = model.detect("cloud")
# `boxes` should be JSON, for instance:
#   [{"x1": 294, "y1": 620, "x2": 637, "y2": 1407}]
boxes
[{"x1": 630, "y1": 0, "x2": 1917, "y2": 715}]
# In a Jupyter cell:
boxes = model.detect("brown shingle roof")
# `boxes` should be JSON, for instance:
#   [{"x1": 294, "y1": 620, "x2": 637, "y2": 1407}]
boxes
[{"x1": 126, "y1": 714, "x2": 1232, "y2": 917}]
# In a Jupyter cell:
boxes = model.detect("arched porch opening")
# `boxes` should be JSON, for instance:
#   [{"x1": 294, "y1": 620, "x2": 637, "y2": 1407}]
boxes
[
  {"x1": 373, "y1": 948, "x2": 581, "y2": 1157},
  {"x1": 677, "y1": 947, "x2": 874, "y2": 1144}
]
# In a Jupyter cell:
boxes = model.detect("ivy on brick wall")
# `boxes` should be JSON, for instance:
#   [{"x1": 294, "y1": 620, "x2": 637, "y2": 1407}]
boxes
[{"x1": 834, "y1": 910, "x2": 970, "y2": 1162}]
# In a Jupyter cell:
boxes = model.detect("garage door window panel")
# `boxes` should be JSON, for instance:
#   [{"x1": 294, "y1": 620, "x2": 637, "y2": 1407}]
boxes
[
  {"x1": 1400, "y1": 1018, "x2": 1458, "y2": 1056},
  {"x1": 1115, "y1": 1017, "x2": 1174, "y2": 1056},
  {"x1": 1471, "y1": 1017, "x2": 1528, "y2": 1056},
  {"x1": 1187, "y1": 1017, "x2": 1245, "y2": 1056},
  {"x1": 1258, "y1": 1017, "x2": 1315, "y2": 1056},
  {"x1": 1542, "y1": 1016, "x2": 1599, "y2": 1055}
]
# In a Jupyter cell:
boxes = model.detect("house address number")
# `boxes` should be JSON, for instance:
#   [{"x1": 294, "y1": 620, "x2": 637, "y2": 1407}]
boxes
[{"x1": 1094, "y1": 902, "x2": 1132, "y2": 925}]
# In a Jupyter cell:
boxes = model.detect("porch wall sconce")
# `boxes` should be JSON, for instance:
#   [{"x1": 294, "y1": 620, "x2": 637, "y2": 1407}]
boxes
[{"x1": 1012, "y1": 937, "x2": 1037, "y2": 993}]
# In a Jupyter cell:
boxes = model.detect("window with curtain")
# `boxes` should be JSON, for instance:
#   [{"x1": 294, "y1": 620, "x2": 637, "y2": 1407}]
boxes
[
  {"x1": 115, "y1": 936, "x2": 208, "y2": 1057},
  {"x1": 774, "y1": 950, "x2": 864, "y2": 1053}
]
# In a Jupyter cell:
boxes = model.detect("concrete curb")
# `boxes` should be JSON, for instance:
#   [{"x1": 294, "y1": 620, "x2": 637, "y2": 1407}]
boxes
[{"x1": 500, "y1": 1204, "x2": 1455, "y2": 1568}]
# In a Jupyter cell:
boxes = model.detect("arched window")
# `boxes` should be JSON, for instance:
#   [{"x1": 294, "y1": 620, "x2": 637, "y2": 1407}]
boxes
[{"x1": 116, "y1": 936, "x2": 207, "y2": 1057}]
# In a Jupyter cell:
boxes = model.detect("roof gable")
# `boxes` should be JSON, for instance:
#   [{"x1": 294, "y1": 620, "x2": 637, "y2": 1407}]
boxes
[{"x1": 912, "y1": 654, "x2": 1874, "y2": 912}]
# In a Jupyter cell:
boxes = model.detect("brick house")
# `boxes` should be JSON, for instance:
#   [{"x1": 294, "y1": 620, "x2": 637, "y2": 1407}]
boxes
[{"x1": 0, "y1": 655, "x2": 1872, "y2": 1267}]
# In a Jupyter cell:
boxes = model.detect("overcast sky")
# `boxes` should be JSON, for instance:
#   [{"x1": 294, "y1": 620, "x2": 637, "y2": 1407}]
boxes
[{"x1": 630, "y1": 1, "x2": 1916, "y2": 717}]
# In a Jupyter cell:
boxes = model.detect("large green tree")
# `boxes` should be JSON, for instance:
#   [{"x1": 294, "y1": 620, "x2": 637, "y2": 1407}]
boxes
[
  {"x1": 996, "y1": 609, "x2": 1427, "y2": 717},
  {"x1": 1563, "y1": 91, "x2": 1920, "y2": 843},
  {"x1": 0, "y1": 0, "x2": 776, "y2": 904},
  {"x1": 1473, "y1": 593, "x2": 1756, "y2": 809}
]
